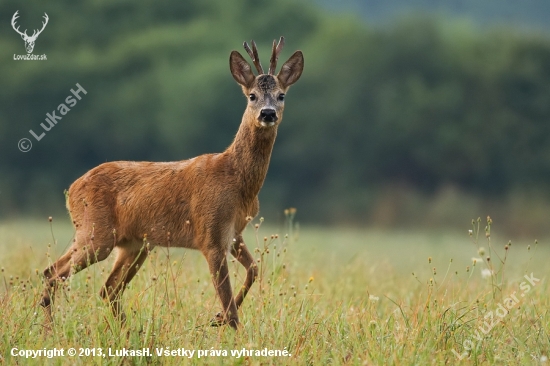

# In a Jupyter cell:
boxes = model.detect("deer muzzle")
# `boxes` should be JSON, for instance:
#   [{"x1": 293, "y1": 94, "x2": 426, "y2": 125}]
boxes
[{"x1": 259, "y1": 109, "x2": 277, "y2": 124}]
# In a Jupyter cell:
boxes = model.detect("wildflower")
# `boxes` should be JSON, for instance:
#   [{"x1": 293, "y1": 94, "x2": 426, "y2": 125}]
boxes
[
  {"x1": 468, "y1": 230, "x2": 473, "y2": 236},
  {"x1": 309, "y1": 276, "x2": 314, "y2": 283},
  {"x1": 481, "y1": 269, "x2": 493, "y2": 279},
  {"x1": 472, "y1": 257, "x2": 482, "y2": 265},
  {"x1": 478, "y1": 247, "x2": 485, "y2": 256},
  {"x1": 428, "y1": 257, "x2": 432, "y2": 263},
  {"x1": 369, "y1": 295, "x2": 379, "y2": 302}
]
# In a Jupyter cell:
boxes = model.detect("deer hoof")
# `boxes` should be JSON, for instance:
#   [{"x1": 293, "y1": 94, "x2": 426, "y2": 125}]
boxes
[
  {"x1": 210, "y1": 313, "x2": 239, "y2": 329},
  {"x1": 210, "y1": 312, "x2": 225, "y2": 327}
]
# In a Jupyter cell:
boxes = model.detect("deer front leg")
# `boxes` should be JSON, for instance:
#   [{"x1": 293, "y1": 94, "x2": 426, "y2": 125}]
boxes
[
  {"x1": 230, "y1": 235, "x2": 258, "y2": 308},
  {"x1": 206, "y1": 249, "x2": 239, "y2": 329}
]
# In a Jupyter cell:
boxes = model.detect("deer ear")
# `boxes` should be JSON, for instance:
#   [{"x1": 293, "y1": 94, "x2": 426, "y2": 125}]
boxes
[
  {"x1": 230, "y1": 51, "x2": 255, "y2": 88},
  {"x1": 277, "y1": 51, "x2": 304, "y2": 88}
]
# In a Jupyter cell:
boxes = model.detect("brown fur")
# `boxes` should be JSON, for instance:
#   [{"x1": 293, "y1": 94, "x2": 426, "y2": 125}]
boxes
[{"x1": 40, "y1": 40, "x2": 304, "y2": 330}]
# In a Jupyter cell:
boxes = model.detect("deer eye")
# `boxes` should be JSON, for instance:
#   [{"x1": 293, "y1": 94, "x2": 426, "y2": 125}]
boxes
[
  {"x1": 278, "y1": 93, "x2": 285, "y2": 101},
  {"x1": 249, "y1": 94, "x2": 256, "y2": 101}
]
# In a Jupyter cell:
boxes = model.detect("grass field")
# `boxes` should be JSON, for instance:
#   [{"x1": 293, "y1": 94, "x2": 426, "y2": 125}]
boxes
[{"x1": 0, "y1": 215, "x2": 548, "y2": 365}]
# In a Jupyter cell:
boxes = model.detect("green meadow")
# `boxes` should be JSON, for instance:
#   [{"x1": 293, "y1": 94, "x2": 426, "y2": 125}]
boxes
[{"x1": 0, "y1": 215, "x2": 548, "y2": 365}]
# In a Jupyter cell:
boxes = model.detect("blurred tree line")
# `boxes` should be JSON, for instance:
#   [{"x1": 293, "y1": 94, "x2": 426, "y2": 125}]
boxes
[
  {"x1": 1, "y1": 0, "x2": 550, "y2": 231},
  {"x1": 318, "y1": 0, "x2": 550, "y2": 32}
]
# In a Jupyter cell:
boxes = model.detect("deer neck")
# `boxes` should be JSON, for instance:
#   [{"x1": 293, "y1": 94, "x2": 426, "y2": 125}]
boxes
[{"x1": 226, "y1": 116, "x2": 278, "y2": 201}]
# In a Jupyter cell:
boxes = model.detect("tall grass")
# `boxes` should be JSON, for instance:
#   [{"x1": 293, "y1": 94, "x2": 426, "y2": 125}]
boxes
[{"x1": 0, "y1": 214, "x2": 548, "y2": 365}]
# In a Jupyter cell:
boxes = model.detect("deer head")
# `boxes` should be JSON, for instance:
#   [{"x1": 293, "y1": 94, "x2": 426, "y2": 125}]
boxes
[
  {"x1": 230, "y1": 37, "x2": 304, "y2": 128},
  {"x1": 11, "y1": 11, "x2": 49, "y2": 54}
]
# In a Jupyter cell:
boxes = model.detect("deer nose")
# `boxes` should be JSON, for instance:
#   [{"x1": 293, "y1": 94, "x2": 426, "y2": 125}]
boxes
[{"x1": 260, "y1": 109, "x2": 277, "y2": 122}]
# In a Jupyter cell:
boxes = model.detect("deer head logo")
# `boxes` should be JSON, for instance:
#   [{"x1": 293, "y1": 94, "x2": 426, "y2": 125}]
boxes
[{"x1": 11, "y1": 11, "x2": 49, "y2": 54}]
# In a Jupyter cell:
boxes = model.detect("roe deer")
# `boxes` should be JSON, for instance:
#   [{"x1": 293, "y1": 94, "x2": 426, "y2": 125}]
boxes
[{"x1": 40, "y1": 37, "x2": 304, "y2": 330}]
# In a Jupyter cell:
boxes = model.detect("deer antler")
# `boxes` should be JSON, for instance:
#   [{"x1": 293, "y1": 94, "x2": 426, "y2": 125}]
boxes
[
  {"x1": 11, "y1": 11, "x2": 48, "y2": 40},
  {"x1": 11, "y1": 11, "x2": 28, "y2": 38},
  {"x1": 31, "y1": 13, "x2": 49, "y2": 39},
  {"x1": 243, "y1": 40, "x2": 264, "y2": 75},
  {"x1": 268, "y1": 36, "x2": 285, "y2": 75}
]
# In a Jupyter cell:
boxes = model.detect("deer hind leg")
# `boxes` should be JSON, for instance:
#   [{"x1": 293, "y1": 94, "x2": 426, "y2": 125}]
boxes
[
  {"x1": 231, "y1": 235, "x2": 258, "y2": 309},
  {"x1": 206, "y1": 248, "x2": 239, "y2": 329},
  {"x1": 100, "y1": 243, "x2": 149, "y2": 322},
  {"x1": 40, "y1": 231, "x2": 113, "y2": 328}
]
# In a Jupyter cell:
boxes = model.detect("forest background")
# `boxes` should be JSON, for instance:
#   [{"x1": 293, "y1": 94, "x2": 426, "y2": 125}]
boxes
[{"x1": 2, "y1": 0, "x2": 550, "y2": 237}]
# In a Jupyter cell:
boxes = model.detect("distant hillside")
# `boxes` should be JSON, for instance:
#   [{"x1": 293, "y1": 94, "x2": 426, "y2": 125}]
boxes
[{"x1": 317, "y1": 0, "x2": 550, "y2": 32}]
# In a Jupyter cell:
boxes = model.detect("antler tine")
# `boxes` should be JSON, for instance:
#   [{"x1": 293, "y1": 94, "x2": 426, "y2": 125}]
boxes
[
  {"x1": 243, "y1": 40, "x2": 264, "y2": 74},
  {"x1": 11, "y1": 10, "x2": 28, "y2": 37},
  {"x1": 33, "y1": 13, "x2": 49, "y2": 38},
  {"x1": 268, "y1": 36, "x2": 285, "y2": 75}
]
